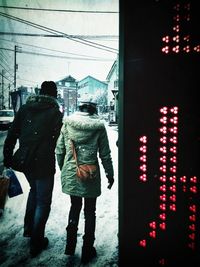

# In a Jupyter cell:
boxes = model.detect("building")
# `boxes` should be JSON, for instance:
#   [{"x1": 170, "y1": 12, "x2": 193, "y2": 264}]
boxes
[
  {"x1": 77, "y1": 75, "x2": 108, "y2": 113},
  {"x1": 106, "y1": 59, "x2": 119, "y2": 124},
  {"x1": 56, "y1": 75, "x2": 78, "y2": 115}
]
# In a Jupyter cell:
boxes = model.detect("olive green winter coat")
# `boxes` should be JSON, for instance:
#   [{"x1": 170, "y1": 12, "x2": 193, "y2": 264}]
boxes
[{"x1": 56, "y1": 111, "x2": 114, "y2": 198}]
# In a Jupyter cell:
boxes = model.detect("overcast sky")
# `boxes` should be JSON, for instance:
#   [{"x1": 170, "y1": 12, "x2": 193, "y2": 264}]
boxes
[{"x1": 0, "y1": 0, "x2": 119, "y2": 89}]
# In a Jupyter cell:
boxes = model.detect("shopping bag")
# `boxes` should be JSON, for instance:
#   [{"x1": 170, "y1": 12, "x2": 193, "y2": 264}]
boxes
[
  {"x1": 0, "y1": 175, "x2": 10, "y2": 209},
  {"x1": 3, "y1": 168, "x2": 23, "y2": 198}
]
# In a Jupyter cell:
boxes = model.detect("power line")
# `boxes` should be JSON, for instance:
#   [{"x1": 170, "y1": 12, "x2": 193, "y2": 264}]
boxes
[
  {"x1": 0, "y1": 32, "x2": 118, "y2": 40},
  {"x1": 0, "y1": 12, "x2": 118, "y2": 54},
  {"x1": 0, "y1": 5, "x2": 118, "y2": 14},
  {"x1": 0, "y1": 47, "x2": 114, "y2": 62},
  {"x1": 0, "y1": 37, "x2": 116, "y2": 60}
]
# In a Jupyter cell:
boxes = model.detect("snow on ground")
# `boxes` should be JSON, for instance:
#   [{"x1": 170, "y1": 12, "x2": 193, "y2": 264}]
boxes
[{"x1": 0, "y1": 125, "x2": 118, "y2": 267}]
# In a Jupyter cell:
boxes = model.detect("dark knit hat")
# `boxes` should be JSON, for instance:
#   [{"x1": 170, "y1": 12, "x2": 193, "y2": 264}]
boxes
[{"x1": 40, "y1": 81, "x2": 57, "y2": 98}]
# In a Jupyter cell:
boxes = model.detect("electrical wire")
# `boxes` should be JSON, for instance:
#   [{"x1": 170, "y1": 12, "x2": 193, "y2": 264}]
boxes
[
  {"x1": 0, "y1": 5, "x2": 118, "y2": 14},
  {"x1": 0, "y1": 37, "x2": 116, "y2": 61},
  {"x1": 0, "y1": 11, "x2": 118, "y2": 54}
]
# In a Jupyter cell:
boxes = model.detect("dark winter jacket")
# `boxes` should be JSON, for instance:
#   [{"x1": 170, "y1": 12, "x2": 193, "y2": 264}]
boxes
[
  {"x1": 3, "y1": 95, "x2": 63, "y2": 177},
  {"x1": 56, "y1": 111, "x2": 114, "y2": 198}
]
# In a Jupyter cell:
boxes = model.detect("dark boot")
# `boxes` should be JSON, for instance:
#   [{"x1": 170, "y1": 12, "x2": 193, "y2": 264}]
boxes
[
  {"x1": 81, "y1": 237, "x2": 97, "y2": 264},
  {"x1": 65, "y1": 220, "x2": 78, "y2": 256},
  {"x1": 30, "y1": 237, "x2": 49, "y2": 258},
  {"x1": 81, "y1": 197, "x2": 97, "y2": 264}
]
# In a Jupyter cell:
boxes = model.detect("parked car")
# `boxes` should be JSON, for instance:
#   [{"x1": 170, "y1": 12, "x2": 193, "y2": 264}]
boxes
[{"x1": 0, "y1": 109, "x2": 15, "y2": 131}]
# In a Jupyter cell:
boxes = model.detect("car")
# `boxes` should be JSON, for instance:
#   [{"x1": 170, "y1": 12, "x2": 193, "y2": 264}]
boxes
[{"x1": 0, "y1": 109, "x2": 15, "y2": 131}]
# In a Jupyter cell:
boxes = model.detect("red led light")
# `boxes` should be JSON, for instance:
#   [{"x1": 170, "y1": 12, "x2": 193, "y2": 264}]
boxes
[
  {"x1": 159, "y1": 126, "x2": 167, "y2": 134},
  {"x1": 194, "y1": 45, "x2": 200, "y2": 52},
  {"x1": 189, "y1": 233, "x2": 195, "y2": 240},
  {"x1": 170, "y1": 156, "x2": 177, "y2": 163},
  {"x1": 183, "y1": 45, "x2": 190, "y2": 53},
  {"x1": 159, "y1": 222, "x2": 166, "y2": 230},
  {"x1": 173, "y1": 25, "x2": 180, "y2": 32},
  {"x1": 170, "y1": 166, "x2": 177, "y2": 173},
  {"x1": 160, "y1": 116, "x2": 168, "y2": 124},
  {"x1": 139, "y1": 174, "x2": 147, "y2": 182},
  {"x1": 184, "y1": 14, "x2": 190, "y2": 21},
  {"x1": 139, "y1": 240, "x2": 146, "y2": 247},
  {"x1": 160, "y1": 156, "x2": 167, "y2": 163},
  {"x1": 173, "y1": 4, "x2": 180, "y2": 11},
  {"x1": 160, "y1": 194, "x2": 167, "y2": 202},
  {"x1": 170, "y1": 116, "x2": 178, "y2": 124},
  {"x1": 140, "y1": 145, "x2": 147, "y2": 153},
  {"x1": 170, "y1": 107, "x2": 178, "y2": 114},
  {"x1": 140, "y1": 164, "x2": 147, "y2": 172},
  {"x1": 169, "y1": 194, "x2": 176, "y2": 202},
  {"x1": 190, "y1": 186, "x2": 197, "y2": 194},
  {"x1": 161, "y1": 46, "x2": 169, "y2": 54},
  {"x1": 140, "y1": 155, "x2": 147, "y2": 162},
  {"x1": 184, "y1": 3, "x2": 190, "y2": 10},
  {"x1": 162, "y1": 36, "x2": 170, "y2": 43},
  {"x1": 180, "y1": 176, "x2": 187, "y2": 183},
  {"x1": 160, "y1": 107, "x2": 168, "y2": 114},
  {"x1": 159, "y1": 203, "x2": 166, "y2": 211},
  {"x1": 169, "y1": 126, "x2": 178, "y2": 134},
  {"x1": 169, "y1": 176, "x2": 176, "y2": 183},
  {"x1": 173, "y1": 14, "x2": 180, "y2": 22},
  {"x1": 149, "y1": 230, "x2": 156, "y2": 238},
  {"x1": 159, "y1": 258, "x2": 166, "y2": 266},
  {"x1": 159, "y1": 175, "x2": 167, "y2": 182},
  {"x1": 160, "y1": 146, "x2": 167, "y2": 153},
  {"x1": 189, "y1": 224, "x2": 196, "y2": 231},
  {"x1": 189, "y1": 215, "x2": 196, "y2": 222},
  {"x1": 140, "y1": 136, "x2": 147, "y2": 143},
  {"x1": 172, "y1": 45, "x2": 179, "y2": 53},
  {"x1": 169, "y1": 136, "x2": 177, "y2": 144},
  {"x1": 183, "y1": 35, "x2": 190, "y2": 42},
  {"x1": 169, "y1": 204, "x2": 176, "y2": 211},
  {"x1": 173, "y1": 35, "x2": 179, "y2": 43},
  {"x1": 160, "y1": 165, "x2": 167, "y2": 173},
  {"x1": 190, "y1": 176, "x2": 197, "y2": 183},
  {"x1": 159, "y1": 213, "x2": 166, "y2": 221},
  {"x1": 149, "y1": 221, "x2": 156, "y2": 229},
  {"x1": 160, "y1": 136, "x2": 167, "y2": 144},
  {"x1": 169, "y1": 185, "x2": 176, "y2": 192},
  {"x1": 189, "y1": 205, "x2": 196, "y2": 213},
  {"x1": 170, "y1": 146, "x2": 177, "y2": 153},
  {"x1": 160, "y1": 185, "x2": 167, "y2": 192}
]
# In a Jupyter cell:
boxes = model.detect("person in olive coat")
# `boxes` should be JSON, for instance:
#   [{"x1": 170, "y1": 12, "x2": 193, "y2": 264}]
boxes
[
  {"x1": 56, "y1": 101, "x2": 114, "y2": 264},
  {"x1": 3, "y1": 81, "x2": 63, "y2": 257}
]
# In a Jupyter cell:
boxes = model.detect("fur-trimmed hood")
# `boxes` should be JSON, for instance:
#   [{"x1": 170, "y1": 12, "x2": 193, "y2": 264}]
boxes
[
  {"x1": 25, "y1": 94, "x2": 59, "y2": 112},
  {"x1": 64, "y1": 111, "x2": 105, "y2": 143}
]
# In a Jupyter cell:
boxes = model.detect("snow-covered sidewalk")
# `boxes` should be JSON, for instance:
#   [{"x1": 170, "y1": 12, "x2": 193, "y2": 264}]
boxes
[{"x1": 0, "y1": 125, "x2": 118, "y2": 267}]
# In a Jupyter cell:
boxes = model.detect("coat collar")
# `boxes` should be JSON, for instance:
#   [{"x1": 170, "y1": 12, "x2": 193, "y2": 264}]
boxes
[
  {"x1": 26, "y1": 95, "x2": 59, "y2": 107},
  {"x1": 65, "y1": 111, "x2": 104, "y2": 130}
]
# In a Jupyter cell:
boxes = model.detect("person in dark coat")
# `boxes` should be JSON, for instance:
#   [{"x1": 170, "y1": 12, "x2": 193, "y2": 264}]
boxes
[
  {"x1": 3, "y1": 81, "x2": 63, "y2": 257},
  {"x1": 56, "y1": 101, "x2": 114, "y2": 264}
]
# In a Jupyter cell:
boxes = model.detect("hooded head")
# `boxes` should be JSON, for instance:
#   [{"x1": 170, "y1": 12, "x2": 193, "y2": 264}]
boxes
[
  {"x1": 78, "y1": 100, "x2": 98, "y2": 115},
  {"x1": 40, "y1": 81, "x2": 57, "y2": 98}
]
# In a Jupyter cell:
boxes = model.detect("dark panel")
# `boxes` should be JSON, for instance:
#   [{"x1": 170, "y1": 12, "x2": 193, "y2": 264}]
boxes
[{"x1": 119, "y1": 1, "x2": 200, "y2": 266}]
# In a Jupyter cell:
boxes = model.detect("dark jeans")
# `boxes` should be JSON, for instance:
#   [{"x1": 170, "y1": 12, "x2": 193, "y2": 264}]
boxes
[
  {"x1": 68, "y1": 195, "x2": 97, "y2": 245},
  {"x1": 24, "y1": 173, "x2": 54, "y2": 245}
]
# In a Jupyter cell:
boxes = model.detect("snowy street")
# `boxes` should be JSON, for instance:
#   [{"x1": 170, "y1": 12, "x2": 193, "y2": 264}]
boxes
[{"x1": 0, "y1": 125, "x2": 118, "y2": 267}]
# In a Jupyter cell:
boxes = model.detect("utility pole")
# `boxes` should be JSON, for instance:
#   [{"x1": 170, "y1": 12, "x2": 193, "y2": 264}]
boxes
[
  {"x1": 14, "y1": 45, "x2": 17, "y2": 90},
  {"x1": 1, "y1": 69, "x2": 4, "y2": 109},
  {"x1": 8, "y1": 83, "x2": 11, "y2": 108}
]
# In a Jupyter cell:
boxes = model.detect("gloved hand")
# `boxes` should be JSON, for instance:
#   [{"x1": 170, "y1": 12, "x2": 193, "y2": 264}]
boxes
[{"x1": 107, "y1": 177, "x2": 114, "y2": 189}]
